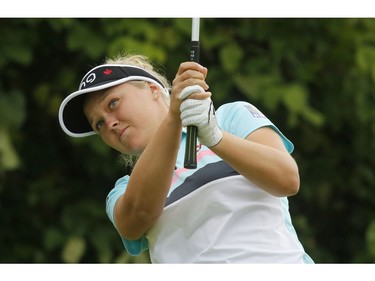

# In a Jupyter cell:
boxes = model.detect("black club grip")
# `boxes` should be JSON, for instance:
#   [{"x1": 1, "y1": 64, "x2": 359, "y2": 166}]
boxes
[{"x1": 184, "y1": 40, "x2": 200, "y2": 169}]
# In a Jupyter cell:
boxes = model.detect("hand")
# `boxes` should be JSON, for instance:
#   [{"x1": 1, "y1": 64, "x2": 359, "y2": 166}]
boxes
[
  {"x1": 169, "y1": 62, "x2": 209, "y2": 119},
  {"x1": 180, "y1": 92, "x2": 223, "y2": 147}
]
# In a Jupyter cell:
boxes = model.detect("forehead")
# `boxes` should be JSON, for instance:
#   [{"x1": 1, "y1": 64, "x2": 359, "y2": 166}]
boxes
[
  {"x1": 85, "y1": 88, "x2": 109, "y2": 105},
  {"x1": 83, "y1": 82, "x2": 147, "y2": 111},
  {"x1": 83, "y1": 82, "x2": 125, "y2": 108},
  {"x1": 82, "y1": 87, "x2": 113, "y2": 117}
]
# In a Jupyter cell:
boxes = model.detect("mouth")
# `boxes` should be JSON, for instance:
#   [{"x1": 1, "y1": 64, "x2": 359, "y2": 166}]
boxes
[{"x1": 120, "y1": 126, "x2": 129, "y2": 139}]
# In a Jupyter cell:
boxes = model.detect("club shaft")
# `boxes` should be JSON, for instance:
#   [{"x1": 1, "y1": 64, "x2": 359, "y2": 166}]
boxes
[{"x1": 191, "y1": 18, "x2": 200, "y2": 41}]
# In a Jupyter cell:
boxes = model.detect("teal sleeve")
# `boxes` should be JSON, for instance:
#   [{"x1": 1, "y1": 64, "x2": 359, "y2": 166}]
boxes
[
  {"x1": 106, "y1": 175, "x2": 149, "y2": 256},
  {"x1": 216, "y1": 101, "x2": 294, "y2": 153}
]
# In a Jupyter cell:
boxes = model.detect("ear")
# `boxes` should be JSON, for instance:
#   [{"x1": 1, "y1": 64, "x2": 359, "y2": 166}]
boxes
[
  {"x1": 149, "y1": 83, "x2": 159, "y2": 92},
  {"x1": 149, "y1": 83, "x2": 160, "y2": 100}
]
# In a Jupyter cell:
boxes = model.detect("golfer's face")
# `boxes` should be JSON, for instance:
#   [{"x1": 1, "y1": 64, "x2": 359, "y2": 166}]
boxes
[{"x1": 84, "y1": 82, "x2": 167, "y2": 154}]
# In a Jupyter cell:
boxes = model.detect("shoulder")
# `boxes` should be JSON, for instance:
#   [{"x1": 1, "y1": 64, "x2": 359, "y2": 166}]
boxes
[
  {"x1": 216, "y1": 101, "x2": 270, "y2": 132},
  {"x1": 216, "y1": 101, "x2": 294, "y2": 153},
  {"x1": 106, "y1": 175, "x2": 130, "y2": 224},
  {"x1": 107, "y1": 175, "x2": 130, "y2": 199},
  {"x1": 217, "y1": 101, "x2": 265, "y2": 117}
]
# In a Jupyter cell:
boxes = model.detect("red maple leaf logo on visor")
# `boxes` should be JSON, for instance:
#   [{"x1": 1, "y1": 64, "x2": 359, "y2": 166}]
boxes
[{"x1": 103, "y1": 69, "x2": 112, "y2": 75}]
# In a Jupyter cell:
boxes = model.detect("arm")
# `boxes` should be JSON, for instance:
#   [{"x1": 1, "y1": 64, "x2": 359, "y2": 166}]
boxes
[
  {"x1": 180, "y1": 96, "x2": 300, "y2": 197},
  {"x1": 114, "y1": 113, "x2": 182, "y2": 240},
  {"x1": 114, "y1": 62, "x2": 209, "y2": 240},
  {"x1": 211, "y1": 127, "x2": 300, "y2": 197}
]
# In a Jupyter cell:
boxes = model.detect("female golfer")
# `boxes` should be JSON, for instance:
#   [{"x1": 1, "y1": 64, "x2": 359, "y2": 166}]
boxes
[{"x1": 59, "y1": 54, "x2": 314, "y2": 263}]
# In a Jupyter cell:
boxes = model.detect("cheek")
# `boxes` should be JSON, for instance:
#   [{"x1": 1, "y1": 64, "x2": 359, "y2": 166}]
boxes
[
  {"x1": 101, "y1": 129, "x2": 145, "y2": 155},
  {"x1": 123, "y1": 129, "x2": 147, "y2": 153}
]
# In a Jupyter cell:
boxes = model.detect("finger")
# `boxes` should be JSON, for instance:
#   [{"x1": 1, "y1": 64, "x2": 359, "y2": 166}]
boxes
[
  {"x1": 180, "y1": 99, "x2": 202, "y2": 112},
  {"x1": 187, "y1": 91, "x2": 211, "y2": 100},
  {"x1": 175, "y1": 70, "x2": 207, "y2": 87},
  {"x1": 179, "y1": 85, "x2": 205, "y2": 99},
  {"x1": 176, "y1": 62, "x2": 207, "y2": 76},
  {"x1": 172, "y1": 77, "x2": 208, "y2": 96},
  {"x1": 180, "y1": 100, "x2": 211, "y2": 127},
  {"x1": 180, "y1": 98, "x2": 211, "y2": 117}
]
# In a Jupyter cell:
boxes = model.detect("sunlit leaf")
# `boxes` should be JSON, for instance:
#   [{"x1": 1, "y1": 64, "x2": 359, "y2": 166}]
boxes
[
  {"x1": 0, "y1": 127, "x2": 20, "y2": 170},
  {"x1": 62, "y1": 236, "x2": 86, "y2": 263},
  {"x1": 0, "y1": 90, "x2": 26, "y2": 128}
]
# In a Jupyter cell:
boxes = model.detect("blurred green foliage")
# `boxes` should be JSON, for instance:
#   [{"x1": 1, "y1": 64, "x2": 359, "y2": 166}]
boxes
[{"x1": 0, "y1": 18, "x2": 374, "y2": 263}]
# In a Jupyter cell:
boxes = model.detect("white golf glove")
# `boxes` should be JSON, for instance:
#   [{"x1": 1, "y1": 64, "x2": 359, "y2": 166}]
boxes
[{"x1": 179, "y1": 85, "x2": 223, "y2": 147}]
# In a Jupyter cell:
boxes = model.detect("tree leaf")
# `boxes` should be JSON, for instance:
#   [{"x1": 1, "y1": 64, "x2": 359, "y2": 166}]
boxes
[
  {"x1": 61, "y1": 236, "x2": 86, "y2": 263},
  {"x1": 0, "y1": 127, "x2": 20, "y2": 170}
]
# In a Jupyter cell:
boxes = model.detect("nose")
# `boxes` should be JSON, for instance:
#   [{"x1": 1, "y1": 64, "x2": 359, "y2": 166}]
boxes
[{"x1": 106, "y1": 116, "x2": 119, "y2": 131}]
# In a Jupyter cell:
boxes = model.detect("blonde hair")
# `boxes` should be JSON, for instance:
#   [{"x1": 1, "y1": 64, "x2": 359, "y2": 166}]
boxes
[
  {"x1": 104, "y1": 53, "x2": 171, "y2": 170},
  {"x1": 105, "y1": 53, "x2": 171, "y2": 106}
]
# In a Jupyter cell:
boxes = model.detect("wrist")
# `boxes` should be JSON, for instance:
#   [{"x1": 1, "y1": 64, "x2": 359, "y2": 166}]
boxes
[
  {"x1": 166, "y1": 111, "x2": 183, "y2": 130},
  {"x1": 198, "y1": 125, "x2": 223, "y2": 147}
]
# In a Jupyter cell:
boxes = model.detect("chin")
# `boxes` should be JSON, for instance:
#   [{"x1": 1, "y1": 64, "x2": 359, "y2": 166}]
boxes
[
  {"x1": 116, "y1": 137, "x2": 145, "y2": 155},
  {"x1": 120, "y1": 145, "x2": 144, "y2": 156}
]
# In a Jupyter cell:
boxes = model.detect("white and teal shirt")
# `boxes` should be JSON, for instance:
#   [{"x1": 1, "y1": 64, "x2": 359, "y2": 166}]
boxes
[{"x1": 106, "y1": 101, "x2": 314, "y2": 263}]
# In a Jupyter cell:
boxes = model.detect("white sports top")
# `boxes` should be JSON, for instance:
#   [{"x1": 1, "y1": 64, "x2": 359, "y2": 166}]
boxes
[{"x1": 106, "y1": 101, "x2": 314, "y2": 263}]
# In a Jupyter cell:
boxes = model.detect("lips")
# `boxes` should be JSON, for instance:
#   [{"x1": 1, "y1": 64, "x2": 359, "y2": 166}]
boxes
[{"x1": 120, "y1": 126, "x2": 129, "y2": 139}]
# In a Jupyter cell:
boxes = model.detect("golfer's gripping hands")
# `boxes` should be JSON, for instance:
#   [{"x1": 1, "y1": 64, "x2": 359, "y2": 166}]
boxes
[{"x1": 180, "y1": 85, "x2": 223, "y2": 147}]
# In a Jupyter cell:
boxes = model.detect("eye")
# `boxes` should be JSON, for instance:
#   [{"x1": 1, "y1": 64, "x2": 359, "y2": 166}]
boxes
[
  {"x1": 95, "y1": 120, "x2": 105, "y2": 131},
  {"x1": 108, "y1": 98, "x2": 118, "y2": 110}
]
